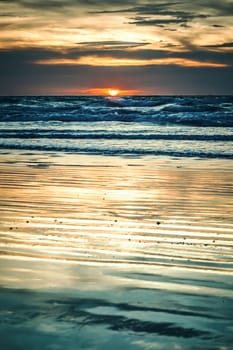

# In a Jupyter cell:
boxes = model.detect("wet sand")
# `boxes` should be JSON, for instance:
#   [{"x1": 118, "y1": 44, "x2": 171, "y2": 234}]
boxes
[{"x1": 0, "y1": 151, "x2": 233, "y2": 350}]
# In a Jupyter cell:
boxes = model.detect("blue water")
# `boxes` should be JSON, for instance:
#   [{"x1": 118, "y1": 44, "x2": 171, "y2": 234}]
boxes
[{"x1": 0, "y1": 95, "x2": 233, "y2": 158}]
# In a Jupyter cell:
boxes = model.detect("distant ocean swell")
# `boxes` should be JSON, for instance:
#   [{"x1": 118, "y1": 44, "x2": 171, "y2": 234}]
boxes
[
  {"x1": 0, "y1": 96, "x2": 233, "y2": 127},
  {"x1": 0, "y1": 95, "x2": 232, "y2": 158}
]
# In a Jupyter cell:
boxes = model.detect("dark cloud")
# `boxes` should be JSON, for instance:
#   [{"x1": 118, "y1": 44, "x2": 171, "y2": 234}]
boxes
[
  {"x1": 1, "y1": 0, "x2": 233, "y2": 16},
  {"x1": 0, "y1": 0, "x2": 63, "y2": 9},
  {"x1": 67, "y1": 43, "x2": 233, "y2": 66},
  {"x1": 21, "y1": 0, "x2": 65, "y2": 9},
  {"x1": 212, "y1": 24, "x2": 225, "y2": 28},
  {"x1": 90, "y1": 2, "x2": 177, "y2": 14},
  {"x1": 93, "y1": 4, "x2": 208, "y2": 20},
  {"x1": 203, "y1": 41, "x2": 233, "y2": 48},
  {"x1": 128, "y1": 16, "x2": 189, "y2": 27},
  {"x1": 128, "y1": 9, "x2": 209, "y2": 27},
  {"x1": 193, "y1": 0, "x2": 233, "y2": 16},
  {"x1": 0, "y1": 12, "x2": 22, "y2": 16},
  {"x1": 9, "y1": 42, "x2": 229, "y2": 66},
  {"x1": 1, "y1": 42, "x2": 232, "y2": 69},
  {"x1": 91, "y1": 2, "x2": 210, "y2": 28},
  {"x1": 89, "y1": 0, "x2": 233, "y2": 16},
  {"x1": 66, "y1": 47, "x2": 168, "y2": 60},
  {"x1": 0, "y1": 22, "x2": 13, "y2": 29},
  {"x1": 0, "y1": 0, "x2": 138, "y2": 10},
  {"x1": 90, "y1": 1, "x2": 232, "y2": 29},
  {"x1": 76, "y1": 40, "x2": 150, "y2": 49},
  {"x1": 181, "y1": 49, "x2": 233, "y2": 66}
]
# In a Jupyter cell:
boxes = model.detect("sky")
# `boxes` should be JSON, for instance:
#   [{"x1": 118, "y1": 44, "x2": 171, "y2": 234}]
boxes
[{"x1": 0, "y1": 0, "x2": 233, "y2": 95}]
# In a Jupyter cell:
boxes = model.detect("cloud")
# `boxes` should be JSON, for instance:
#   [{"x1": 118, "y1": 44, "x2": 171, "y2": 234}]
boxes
[
  {"x1": 0, "y1": 0, "x2": 138, "y2": 11},
  {"x1": 0, "y1": 0, "x2": 232, "y2": 94},
  {"x1": 21, "y1": 0, "x2": 65, "y2": 9},
  {"x1": 128, "y1": 17, "x2": 189, "y2": 27},
  {"x1": 211, "y1": 24, "x2": 225, "y2": 28},
  {"x1": 192, "y1": 0, "x2": 233, "y2": 16},
  {"x1": 0, "y1": 0, "x2": 63, "y2": 10},
  {"x1": 1, "y1": 0, "x2": 233, "y2": 18},
  {"x1": 203, "y1": 41, "x2": 233, "y2": 48},
  {"x1": 35, "y1": 56, "x2": 228, "y2": 68},
  {"x1": 76, "y1": 40, "x2": 151, "y2": 49},
  {"x1": 89, "y1": 2, "x2": 181, "y2": 14},
  {"x1": 91, "y1": 0, "x2": 233, "y2": 17},
  {"x1": 37, "y1": 43, "x2": 233, "y2": 68},
  {"x1": 91, "y1": 1, "x2": 210, "y2": 28},
  {"x1": 90, "y1": 0, "x2": 233, "y2": 31},
  {"x1": 128, "y1": 10, "x2": 209, "y2": 28},
  {"x1": 1, "y1": 43, "x2": 232, "y2": 70},
  {"x1": 0, "y1": 0, "x2": 71, "y2": 9}
]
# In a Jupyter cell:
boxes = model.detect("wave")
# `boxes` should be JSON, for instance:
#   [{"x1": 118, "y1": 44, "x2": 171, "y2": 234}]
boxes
[
  {"x1": 0, "y1": 130, "x2": 232, "y2": 141},
  {"x1": 0, "y1": 96, "x2": 233, "y2": 127},
  {"x1": 0, "y1": 142, "x2": 232, "y2": 159},
  {"x1": 1, "y1": 96, "x2": 232, "y2": 159},
  {"x1": 1, "y1": 111, "x2": 233, "y2": 127}
]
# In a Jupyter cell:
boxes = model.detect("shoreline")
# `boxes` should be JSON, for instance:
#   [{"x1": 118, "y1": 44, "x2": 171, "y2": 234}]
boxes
[{"x1": 0, "y1": 150, "x2": 233, "y2": 349}]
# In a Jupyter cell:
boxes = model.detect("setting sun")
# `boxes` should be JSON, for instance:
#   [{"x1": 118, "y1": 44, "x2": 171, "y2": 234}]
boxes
[{"x1": 108, "y1": 89, "x2": 120, "y2": 97}]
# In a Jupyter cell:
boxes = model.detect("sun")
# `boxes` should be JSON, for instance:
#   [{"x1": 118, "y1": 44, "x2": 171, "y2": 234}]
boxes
[{"x1": 107, "y1": 89, "x2": 120, "y2": 97}]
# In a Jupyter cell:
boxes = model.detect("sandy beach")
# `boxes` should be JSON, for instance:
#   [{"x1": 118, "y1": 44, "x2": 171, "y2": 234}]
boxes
[{"x1": 0, "y1": 151, "x2": 233, "y2": 350}]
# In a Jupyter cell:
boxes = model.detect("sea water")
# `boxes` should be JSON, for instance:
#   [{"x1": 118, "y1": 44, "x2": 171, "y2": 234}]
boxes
[{"x1": 0, "y1": 95, "x2": 232, "y2": 158}]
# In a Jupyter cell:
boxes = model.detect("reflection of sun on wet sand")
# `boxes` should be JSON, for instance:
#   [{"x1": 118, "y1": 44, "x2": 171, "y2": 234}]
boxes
[{"x1": 0, "y1": 151, "x2": 233, "y2": 349}]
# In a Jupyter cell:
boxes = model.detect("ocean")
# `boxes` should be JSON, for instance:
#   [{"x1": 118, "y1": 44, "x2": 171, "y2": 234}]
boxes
[
  {"x1": 0, "y1": 95, "x2": 233, "y2": 350},
  {"x1": 0, "y1": 95, "x2": 233, "y2": 158}
]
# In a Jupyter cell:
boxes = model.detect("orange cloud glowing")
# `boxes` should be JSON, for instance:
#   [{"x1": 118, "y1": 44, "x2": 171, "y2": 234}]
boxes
[{"x1": 35, "y1": 56, "x2": 229, "y2": 68}]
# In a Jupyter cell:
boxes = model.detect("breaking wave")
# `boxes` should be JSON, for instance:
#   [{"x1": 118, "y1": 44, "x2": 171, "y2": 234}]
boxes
[
  {"x1": 0, "y1": 95, "x2": 232, "y2": 126},
  {"x1": 0, "y1": 95, "x2": 232, "y2": 158}
]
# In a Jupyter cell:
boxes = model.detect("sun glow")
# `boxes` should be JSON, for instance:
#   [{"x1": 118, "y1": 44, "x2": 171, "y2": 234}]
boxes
[{"x1": 107, "y1": 89, "x2": 120, "y2": 97}]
